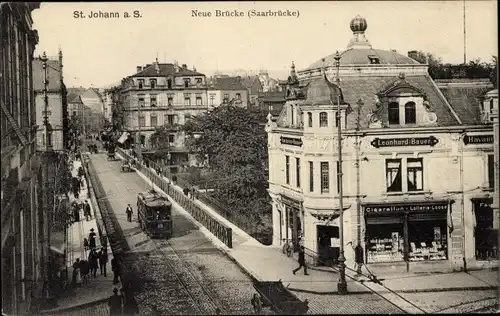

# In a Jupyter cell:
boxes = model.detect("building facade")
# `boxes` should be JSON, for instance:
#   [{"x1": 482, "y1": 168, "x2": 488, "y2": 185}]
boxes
[
  {"x1": 266, "y1": 15, "x2": 497, "y2": 272},
  {"x1": 1, "y1": 3, "x2": 44, "y2": 314},
  {"x1": 119, "y1": 60, "x2": 208, "y2": 167},
  {"x1": 33, "y1": 51, "x2": 68, "y2": 151},
  {"x1": 241, "y1": 75, "x2": 264, "y2": 107},
  {"x1": 207, "y1": 76, "x2": 249, "y2": 108}
]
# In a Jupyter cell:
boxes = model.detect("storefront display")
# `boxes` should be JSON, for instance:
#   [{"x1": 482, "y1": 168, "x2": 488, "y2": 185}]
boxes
[{"x1": 365, "y1": 202, "x2": 450, "y2": 264}]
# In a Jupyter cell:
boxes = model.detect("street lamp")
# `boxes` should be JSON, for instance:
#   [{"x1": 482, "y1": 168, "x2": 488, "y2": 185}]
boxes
[{"x1": 334, "y1": 51, "x2": 348, "y2": 295}]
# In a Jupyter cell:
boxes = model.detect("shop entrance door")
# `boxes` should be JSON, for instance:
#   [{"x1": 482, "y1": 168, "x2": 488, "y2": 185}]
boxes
[
  {"x1": 474, "y1": 199, "x2": 497, "y2": 260},
  {"x1": 317, "y1": 225, "x2": 339, "y2": 266},
  {"x1": 286, "y1": 206, "x2": 301, "y2": 252}
]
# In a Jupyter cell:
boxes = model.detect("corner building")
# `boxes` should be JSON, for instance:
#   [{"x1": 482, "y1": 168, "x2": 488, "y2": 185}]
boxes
[{"x1": 266, "y1": 15, "x2": 497, "y2": 271}]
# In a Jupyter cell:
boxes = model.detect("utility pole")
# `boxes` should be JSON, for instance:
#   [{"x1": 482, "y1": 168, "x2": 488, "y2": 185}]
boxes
[
  {"x1": 40, "y1": 52, "x2": 53, "y2": 300},
  {"x1": 136, "y1": 101, "x2": 143, "y2": 163},
  {"x1": 463, "y1": 0, "x2": 467, "y2": 65},
  {"x1": 334, "y1": 51, "x2": 348, "y2": 295}
]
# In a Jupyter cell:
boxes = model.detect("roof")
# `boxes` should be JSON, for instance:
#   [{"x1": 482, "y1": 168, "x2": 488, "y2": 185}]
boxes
[
  {"x1": 303, "y1": 74, "x2": 347, "y2": 106},
  {"x1": 306, "y1": 48, "x2": 420, "y2": 70},
  {"x1": 212, "y1": 77, "x2": 247, "y2": 91},
  {"x1": 138, "y1": 191, "x2": 171, "y2": 208},
  {"x1": 322, "y1": 74, "x2": 460, "y2": 128},
  {"x1": 67, "y1": 92, "x2": 84, "y2": 104},
  {"x1": 436, "y1": 79, "x2": 494, "y2": 125},
  {"x1": 32, "y1": 58, "x2": 62, "y2": 91},
  {"x1": 240, "y1": 76, "x2": 263, "y2": 93},
  {"x1": 259, "y1": 91, "x2": 286, "y2": 103},
  {"x1": 131, "y1": 63, "x2": 205, "y2": 77}
]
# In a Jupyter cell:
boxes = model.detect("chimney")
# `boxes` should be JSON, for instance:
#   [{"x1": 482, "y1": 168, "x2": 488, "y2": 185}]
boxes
[
  {"x1": 407, "y1": 50, "x2": 418, "y2": 61},
  {"x1": 136, "y1": 66, "x2": 142, "y2": 73},
  {"x1": 182, "y1": 64, "x2": 187, "y2": 69},
  {"x1": 174, "y1": 60, "x2": 179, "y2": 72}
]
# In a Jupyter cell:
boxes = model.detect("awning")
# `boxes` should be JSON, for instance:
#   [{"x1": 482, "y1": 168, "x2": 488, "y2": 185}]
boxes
[{"x1": 117, "y1": 132, "x2": 130, "y2": 144}]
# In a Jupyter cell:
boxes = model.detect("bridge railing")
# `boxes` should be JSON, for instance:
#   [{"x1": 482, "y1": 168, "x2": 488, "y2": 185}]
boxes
[{"x1": 116, "y1": 148, "x2": 233, "y2": 248}]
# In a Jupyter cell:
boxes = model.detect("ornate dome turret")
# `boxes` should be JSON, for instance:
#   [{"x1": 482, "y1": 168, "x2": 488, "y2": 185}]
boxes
[
  {"x1": 350, "y1": 15, "x2": 368, "y2": 33},
  {"x1": 303, "y1": 70, "x2": 346, "y2": 106},
  {"x1": 347, "y1": 15, "x2": 371, "y2": 49}
]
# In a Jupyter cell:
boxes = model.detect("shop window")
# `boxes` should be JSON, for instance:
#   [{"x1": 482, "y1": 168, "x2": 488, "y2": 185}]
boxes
[
  {"x1": 319, "y1": 112, "x2": 328, "y2": 127},
  {"x1": 320, "y1": 162, "x2": 329, "y2": 193},
  {"x1": 309, "y1": 161, "x2": 314, "y2": 192},
  {"x1": 296, "y1": 158, "x2": 300, "y2": 188},
  {"x1": 474, "y1": 199, "x2": 497, "y2": 260},
  {"x1": 388, "y1": 102, "x2": 400, "y2": 125},
  {"x1": 366, "y1": 218, "x2": 404, "y2": 263},
  {"x1": 285, "y1": 155, "x2": 290, "y2": 185},
  {"x1": 487, "y1": 154, "x2": 494, "y2": 190},
  {"x1": 407, "y1": 218, "x2": 448, "y2": 261},
  {"x1": 404, "y1": 102, "x2": 416, "y2": 124},
  {"x1": 386, "y1": 159, "x2": 402, "y2": 192},
  {"x1": 307, "y1": 112, "x2": 312, "y2": 127},
  {"x1": 407, "y1": 158, "x2": 423, "y2": 191}
]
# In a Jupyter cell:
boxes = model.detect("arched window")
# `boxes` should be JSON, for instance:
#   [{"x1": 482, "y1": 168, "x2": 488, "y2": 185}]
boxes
[
  {"x1": 308, "y1": 112, "x2": 313, "y2": 127},
  {"x1": 319, "y1": 112, "x2": 328, "y2": 127},
  {"x1": 388, "y1": 102, "x2": 400, "y2": 125},
  {"x1": 490, "y1": 99, "x2": 494, "y2": 112},
  {"x1": 404, "y1": 102, "x2": 416, "y2": 124}
]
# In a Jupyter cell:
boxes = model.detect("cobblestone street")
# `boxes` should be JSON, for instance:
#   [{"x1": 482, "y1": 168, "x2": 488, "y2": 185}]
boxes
[{"x1": 49, "y1": 301, "x2": 109, "y2": 316}]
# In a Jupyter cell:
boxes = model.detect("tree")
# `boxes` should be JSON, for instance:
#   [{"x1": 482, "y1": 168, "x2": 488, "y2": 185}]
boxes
[{"x1": 181, "y1": 104, "x2": 270, "y2": 224}]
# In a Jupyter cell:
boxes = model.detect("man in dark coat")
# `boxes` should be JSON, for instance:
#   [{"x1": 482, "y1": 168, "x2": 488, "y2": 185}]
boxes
[
  {"x1": 84, "y1": 201, "x2": 91, "y2": 221},
  {"x1": 292, "y1": 246, "x2": 309, "y2": 275},
  {"x1": 73, "y1": 203, "x2": 80, "y2": 222},
  {"x1": 88, "y1": 249, "x2": 99, "y2": 278},
  {"x1": 89, "y1": 228, "x2": 97, "y2": 249},
  {"x1": 108, "y1": 288, "x2": 123, "y2": 316},
  {"x1": 99, "y1": 247, "x2": 108, "y2": 277},
  {"x1": 111, "y1": 257, "x2": 121, "y2": 285}
]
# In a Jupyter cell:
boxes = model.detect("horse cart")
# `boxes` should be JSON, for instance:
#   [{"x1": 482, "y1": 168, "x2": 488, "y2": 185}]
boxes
[{"x1": 251, "y1": 280, "x2": 309, "y2": 315}]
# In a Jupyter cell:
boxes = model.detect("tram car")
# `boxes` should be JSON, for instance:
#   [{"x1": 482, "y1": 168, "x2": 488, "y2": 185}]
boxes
[{"x1": 137, "y1": 190, "x2": 173, "y2": 238}]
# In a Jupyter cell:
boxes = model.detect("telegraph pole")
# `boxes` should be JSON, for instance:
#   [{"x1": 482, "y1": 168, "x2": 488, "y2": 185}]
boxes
[
  {"x1": 334, "y1": 51, "x2": 348, "y2": 295},
  {"x1": 40, "y1": 52, "x2": 53, "y2": 300},
  {"x1": 136, "y1": 101, "x2": 143, "y2": 163}
]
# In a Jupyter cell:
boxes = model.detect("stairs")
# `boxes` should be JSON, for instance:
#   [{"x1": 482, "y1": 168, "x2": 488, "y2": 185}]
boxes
[{"x1": 1, "y1": 99, "x2": 28, "y2": 145}]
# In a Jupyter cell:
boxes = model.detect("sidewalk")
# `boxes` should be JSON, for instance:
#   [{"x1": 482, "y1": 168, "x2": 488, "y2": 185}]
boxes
[
  {"x1": 41, "y1": 158, "x2": 117, "y2": 314},
  {"x1": 122, "y1": 153, "x2": 498, "y2": 314}
]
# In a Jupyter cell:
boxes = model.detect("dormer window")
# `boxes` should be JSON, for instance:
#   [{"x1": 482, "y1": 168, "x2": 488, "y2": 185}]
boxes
[
  {"x1": 184, "y1": 78, "x2": 190, "y2": 88},
  {"x1": 404, "y1": 102, "x2": 416, "y2": 124},
  {"x1": 196, "y1": 78, "x2": 202, "y2": 85},
  {"x1": 307, "y1": 112, "x2": 313, "y2": 127},
  {"x1": 368, "y1": 55, "x2": 380, "y2": 64},
  {"x1": 167, "y1": 79, "x2": 172, "y2": 89},
  {"x1": 481, "y1": 98, "x2": 495, "y2": 123},
  {"x1": 150, "y1": 79, "x2": 156, "y2": 89},
  {"x1": 138, "y1": 79, "x2": 144, "y2": 89},
  {"x1": 319, "y1": 112, "x2": 328, "y2": 127},
  {"x1": 388, "y1": 102, "x2": 400, "y2": 125}
]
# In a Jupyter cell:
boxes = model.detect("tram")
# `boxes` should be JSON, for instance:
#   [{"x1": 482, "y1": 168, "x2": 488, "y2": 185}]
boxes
[{"x1": 137, "y1": 189, "x2": 173, "y2": 238}]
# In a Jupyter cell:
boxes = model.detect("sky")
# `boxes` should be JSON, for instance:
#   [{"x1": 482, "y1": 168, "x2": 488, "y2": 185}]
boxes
[{"x1": 32, "y1": 1, "x2": 497, "y2": 88}]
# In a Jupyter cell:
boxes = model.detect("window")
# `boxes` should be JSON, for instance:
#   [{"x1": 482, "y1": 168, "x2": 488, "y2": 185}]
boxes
[
  {"x1": 184, "y1": 96, "x2": 191, "y2": 106},
  {"x1": 150, "y1": 95, "x2": 157, "y2": 107},
  {"x1": 210, "y1": 95, "x2": 215, "y2": 105},
  {"x1": 388, "y1": 102, "x2": 400, "y2": 125},
  {"x1": 319, "y1": 112, "x2": 328, "y2": 127},
  {"x1": 184, "y1": 113, "x2": 192, "y2": 123},
  {"x1": 138, "y1": 79, "x2": 144, "y2": 89},
  {"x1": 196, "y1": 95, "x2": 202, "y2": 105},
  {"x1": 309, "y1": 161, "x2": 314, "y2": 192},
  {"x1": 285, "y1": 156, "x2": 290, "y2": 185},
  {"x1": 335, "y1": 111, "x2": 340, "y2": 127},
  {"x1": 167, "y1": 97, "x2": 173, "y2": 106},
  {"x1": 72, "y1": 111, "x2": 76, "y2": 117},
  {"x1": 296, "y1": 158, "x2": 301, "y2": 188},
  {"x1": 320, "y1": 162, "x2": 329, "y2": 193},
  {"x1": 404, "y1": 102, "x2": 416, "y2": 124},
  {"x1": 407, "y1": 158, "x2": 423, "y2": 191},
  {"x1": 336, "y1": 161, "x2": 340, "y2": 193},
  {"x1": 150, "y1": 115, "x2": 157, "y2": 127},
  {"x1": 167, "y1": 79, "x2": 172, "y2": 89},
  {"x1": 138, "y1": 95, "x2": 145, "y2": 107},
  {"x1": 488, "y1": 154, "x2": 495, "y2": 190},
  {"x1": 138, "y1": 116, "x2": 146, "y2": 127},
  {"x1": 368, "y1": 56, "x2": 380, "y2": 64},
  {"x1": 196, "y1": 78, "x2": 202, "y2": 85},
  {"x1": 236, "y1": 93, "x2": 241, "y2": 100},
  {"x1": 150, "y1": 79, "x2": 156, "y2": 89},
  {"x1": 224, "y1": 94, "x2": 229, "y2": 102},
  {"x1": 167, "y1": 115, "x2": 175, "y2": 125},
  {"x1": 168, "y1": 134, "x2": 175, "y2": 144},
  {"x1": 386, "y1": 159, "x2": 402, "y2": 192},
  {"x1": 184, "y1": 79, "x2": 190, "y2": 88}
]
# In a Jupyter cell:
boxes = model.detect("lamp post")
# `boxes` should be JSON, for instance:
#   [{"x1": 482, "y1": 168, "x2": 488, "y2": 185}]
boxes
[
  {"x1": 334, "y1": 51, "x2": 348, "y2": 295},
  {"x1": 136, "y1": 101, "x2": 143, "y2": 163}
]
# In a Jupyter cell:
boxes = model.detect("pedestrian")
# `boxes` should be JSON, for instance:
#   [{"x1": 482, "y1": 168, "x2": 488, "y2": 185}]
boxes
[
  {"x1": 83, "y1": 238, "x2": 90, "y2": 252},
  {"x1": 126, "y1": 204, "x2": 133, "y2": 222},
  {"x1": 99, "y1": 247, "x2": 108, "y2": 277},
  {"x1": 72, "y1": 258, "x2": 82, "y2": 286},
  {"x1": 73, "y1": 203, "x2": 80, "y2": 222},
  {"x1": 111, "y1": 257, "x2": 121, "y2": 285},
  {"x1": 121, "y1": 282, "x2": 139, "y2": 315},
  {"x1": 84, "y1": 201, "x2": 91, "y2": 221},
  {"x1": 72, "y1": 177, "x2": 81, "y2": 196},
  {"x1": 292, "y1": 246, "x2": 309, "y2": 275},
  {"x1": 88, "y1": 249, "x2": 99, "y2": 278},
  {"x1": 108, "y1": 288, "x2": 123, "y2": 316},
  {"x1": 80, "y1": 260, "x2": 90, "y2": 284},
  {"x1": 353, "y1": 242, "x2": 364, "y2": 275},
  {"x1": 89, "y1": 228, "x2": 97, "y2": 249}
]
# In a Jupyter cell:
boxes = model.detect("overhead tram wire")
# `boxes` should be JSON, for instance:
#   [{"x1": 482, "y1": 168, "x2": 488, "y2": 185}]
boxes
[{"x1": 301, "y1": 245, "x2": 428, "y2": 314}]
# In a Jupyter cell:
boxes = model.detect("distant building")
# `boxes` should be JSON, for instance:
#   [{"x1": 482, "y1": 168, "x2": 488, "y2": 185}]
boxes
[
  {"x1": 258, "y1": 91, "x2": 286, "y2": 116},
  {"x1": 207, "y1": 76, "x2": 248, "y2": 108},
  {"x1": 259, "y1": 70, "x2": 281, "y2": 92},
  {"x1": 241, "y1": 75, "x2": 263, "y2": 107},
  {"x1": 119, "y1": 60, "x2": 208, "y2": 168},
  {"x1": 33, "y1": 50, "x2": 68, "y2": 151},
  {"x1": 80, "y1": 87, "x2": 104, "y2": 114}
]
